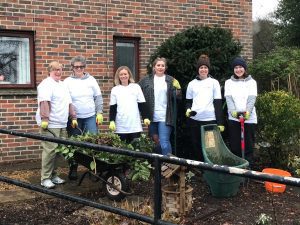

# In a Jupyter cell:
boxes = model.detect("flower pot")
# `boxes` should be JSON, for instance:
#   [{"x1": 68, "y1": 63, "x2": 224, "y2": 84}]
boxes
[
  {"x1": 262, "y1": 168, "x2": 291, "y2": 193},
  {"x1": 162, "y1": 184, "x2": 193, "y2": 216}
]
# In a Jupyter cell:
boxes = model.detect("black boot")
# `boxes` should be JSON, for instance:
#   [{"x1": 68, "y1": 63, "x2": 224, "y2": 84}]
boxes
[{"x1": 68, "y1": 163, "x2": 78, "y2": 180}]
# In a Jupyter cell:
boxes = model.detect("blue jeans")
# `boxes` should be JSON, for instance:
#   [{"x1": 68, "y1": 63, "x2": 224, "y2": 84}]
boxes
[
  {"x1": 68, "y1": 115, "x2": 98, "y2": 136},
  {"x1": 149, "y1": 122, "x2": 172, "y2": 155}
]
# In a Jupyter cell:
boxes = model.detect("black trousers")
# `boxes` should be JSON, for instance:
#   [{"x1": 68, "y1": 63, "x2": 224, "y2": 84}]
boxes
[
  {"x1": 187, "y1": 118, "x2": 216, "y2": 162},
  {"x1": 227, "y1": 120, "x2": 256, "y2": 166},
  {"x1": 117, "y1": 132, "x2": 141, "y2": 144}
]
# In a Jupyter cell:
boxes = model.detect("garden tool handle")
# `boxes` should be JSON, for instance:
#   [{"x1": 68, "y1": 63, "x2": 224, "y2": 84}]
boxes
[
  {"x1": 237, "y1": 112, "x2": 246, "y2": 122},
  {"x1": 236, "y1": 112, "x2": 246, "y2": 159}
]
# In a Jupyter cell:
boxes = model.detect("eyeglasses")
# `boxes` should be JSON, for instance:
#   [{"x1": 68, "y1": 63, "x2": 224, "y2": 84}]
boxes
[{"x1": 73, "y1": 66, "x2": 85, "y2": 70}]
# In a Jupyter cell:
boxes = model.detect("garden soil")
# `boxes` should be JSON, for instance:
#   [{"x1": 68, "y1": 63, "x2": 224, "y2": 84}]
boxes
[{"x1": 0, "y1": 159, "x2": 299, "y2": 225}]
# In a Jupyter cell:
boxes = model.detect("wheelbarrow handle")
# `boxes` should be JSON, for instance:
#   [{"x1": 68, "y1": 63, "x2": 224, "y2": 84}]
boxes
[{"x1": 45, "y1": 128, "x2": 56, "y2": 137}]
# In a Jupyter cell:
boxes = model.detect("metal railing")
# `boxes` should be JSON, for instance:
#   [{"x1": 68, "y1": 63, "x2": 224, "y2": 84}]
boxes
[{"x1": 0, "y1": 128, "x2": 299, "y2": 225}]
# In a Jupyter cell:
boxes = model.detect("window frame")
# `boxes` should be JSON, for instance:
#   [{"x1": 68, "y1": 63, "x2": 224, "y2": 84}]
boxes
[
  {"x1": 0, "y1": 30, "x2": 35, "y2": 89},
  {"x1": 113, "y1": 36, "x2": 140, "y2": 81}
]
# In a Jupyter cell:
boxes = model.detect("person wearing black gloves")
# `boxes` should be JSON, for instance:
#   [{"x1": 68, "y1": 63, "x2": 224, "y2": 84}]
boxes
[
  {"x1": 185, "y1": 54, "x2": 224, "y2": 161},
  {"x1": 109, "y1": 66, "x2": 150, "y2": 143}
]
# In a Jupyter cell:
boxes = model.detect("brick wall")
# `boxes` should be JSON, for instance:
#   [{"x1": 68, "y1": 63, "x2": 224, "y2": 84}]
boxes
[{"x1": 0, "y1": 0, "x2": 252, "y2": 162}]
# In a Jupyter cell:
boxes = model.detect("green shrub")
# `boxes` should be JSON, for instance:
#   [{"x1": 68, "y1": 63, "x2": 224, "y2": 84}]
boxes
[
  {"x1": 147, "y1": 25, "x2": 242, "y2": 89},
  {"x1": 147, "y1": 25, "x2": 242, "y2": 157},
  {"x1": 56, "y1": 133, "x2": 154, "y2": 181},
  {"x1": 256, "y1": 91, "x2": 300, "y2": 169},
  {"x1": 249, "y1": 47, "x2": 300, "y2": 97}
]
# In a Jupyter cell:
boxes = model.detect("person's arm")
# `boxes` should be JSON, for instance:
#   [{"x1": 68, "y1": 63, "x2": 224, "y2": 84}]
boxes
[
  {"x1": 69, "y1": 104, "x2": 77, "y2": 119},
  {"x1": 246, "y1": 96, "x2": 256, "y2": 113},
  {"x1": 225, "y1": 96, "x2": 235, "y2": 112},
  {"x1": 138, "y1": 102, "x2": 150, "y2": 119},
  {"x1": 246, "y1": 80, "x2": 257, "y2": 114},
  {"x1": 94, "y1": 94, "x2": 103, "y2": 114},
  {"x1": 109, "y1": 104, "x2": 117, "y2": 121},
  {"x1": 40, "y1": 101, "x2": 50, "y2": 122},
  {"x1": 185, "y1": 99, "x2": 193, "y2": 111},
  {"x1": 213, "y1": 99, "x2": 224, "y2": 125}
]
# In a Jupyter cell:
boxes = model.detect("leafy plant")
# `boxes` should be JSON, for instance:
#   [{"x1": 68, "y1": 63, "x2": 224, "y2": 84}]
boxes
[
  {"x1": 275, "y1": 0, "x2": 300, "y2": 47},
  {"x1": 147, "y1": 25, "x2": 242, "y2": 157},
  {"x1": 288, "y1": 155, "x2": 300, "y2": 176},
  {"x1": 249, "y1": 47, "x2": 300, "y2": 97},
  {"x1": 56, "y1": 133, "x2": 155, "y2": 181},
  {"x1": 255, "y1": 213, "x2": 273, "y2": 225},
  {"x1": 256, "y1": 90, "x2": 300, "y2": 168},
  {"x1": 148, "y1": 25, "x2": 242, "y2": 88}
]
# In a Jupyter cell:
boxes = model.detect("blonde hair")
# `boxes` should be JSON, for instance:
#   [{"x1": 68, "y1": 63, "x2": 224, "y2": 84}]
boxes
[
  {"x1": 47, "y1": 61, "x2": 62, "y2": 74},
  {"x1": 114, "y1": 66, "x2": 135, "y2": 85}
]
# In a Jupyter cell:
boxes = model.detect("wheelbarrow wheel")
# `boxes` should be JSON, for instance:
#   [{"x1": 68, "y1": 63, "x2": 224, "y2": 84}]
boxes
[{"x1": 104, "y1": 171, "x2": 129, "y2": 201}]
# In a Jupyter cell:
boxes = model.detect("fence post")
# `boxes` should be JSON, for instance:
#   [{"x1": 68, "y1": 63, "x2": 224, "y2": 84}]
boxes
[{"x1": 153, "y1": 157, "x2": 162, "y2": 224}]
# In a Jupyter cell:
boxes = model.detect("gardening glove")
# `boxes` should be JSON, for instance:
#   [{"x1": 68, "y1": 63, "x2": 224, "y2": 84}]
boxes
[
  {"x1": 41, "y1": 121, "x2": 48, "y2": 130},
  {"x1": 186, "y1": 109, "x2": 197, "y2": 117},
  {"x1": 218, "y1": 125, "x2": 225, "y2": 132},
  {"x1": 185, "y1": 108, "x2": 192, "y2": 117},
  {"x1": 96, "y1": 113, "x2": 103, "y2": 125},
  {"x1": 172, "y1": 79, "x2": 181, "y2": 89},
  {"x1": 144, "y1": 118, "x2": 151, "y2": 126},
  {"x1": 231, "y1": 111, "x2": 238, "y2": 118},
  {"x1": 109, "y1": 121, "x2": 116, "y2": 131},
  {"x1": 244, "y1": 111, "x2": 250, "y2": 120},
  {"x1": 71, "y1": 119, "x2": 78, "y2": 128}
]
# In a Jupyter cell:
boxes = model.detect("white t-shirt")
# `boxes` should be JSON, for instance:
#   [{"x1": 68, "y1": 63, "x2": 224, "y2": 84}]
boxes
[
  {"x1": 36, "y1": 77, "x2": 71, "y2": 128},
  {"x1": 153, "y1": 75, "x2": 167, "y2": 122},
  {"x1": 64, "y1": 75, "x2": 101, "y2": 118},
  {"x1": 186, "y1": 77, "x2": 221, "y2": 121},
  {"x1": 224, "y1": 77, "x2": 257, "y2": 123},
  {"x1": 110, "y1": 83, "x2": 145, "y2": 133}
]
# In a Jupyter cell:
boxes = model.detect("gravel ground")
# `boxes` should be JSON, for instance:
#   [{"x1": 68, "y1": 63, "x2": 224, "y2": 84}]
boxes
[{"x1": 0, "y1": 160, "x2": 299, "y2": 225}]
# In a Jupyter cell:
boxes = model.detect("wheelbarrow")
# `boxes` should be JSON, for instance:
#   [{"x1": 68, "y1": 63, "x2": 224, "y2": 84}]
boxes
[
  {"x1": 201, "y1": 124, "x2": 249, "y2": 197},
  {"x1": 73, "y1": 150, "x2": 132, "y2": 201},
  {"x1": 46, "y1": 127, "x2": 132, "y2": 201}
]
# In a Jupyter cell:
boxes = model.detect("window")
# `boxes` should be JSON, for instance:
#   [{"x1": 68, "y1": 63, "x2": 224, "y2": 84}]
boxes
[
  {"x1": 113, "y1": 37, "x2": 140, "y2": 81},
  {"x1": 0, "y1": 30, "x2": 35, "y2": 88}
]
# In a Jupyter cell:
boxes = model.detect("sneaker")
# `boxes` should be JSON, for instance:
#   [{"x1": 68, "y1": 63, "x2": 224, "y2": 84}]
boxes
[
  {"x1": 41, "y1": 179, "x2": 55, "y2": 189},
  {"x1": 51, "y1": 176, "x2": 65, "y2": 185}
]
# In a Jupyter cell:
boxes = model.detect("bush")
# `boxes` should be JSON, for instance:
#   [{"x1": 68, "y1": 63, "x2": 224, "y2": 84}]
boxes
[
  {"x1": 147, "y1": 25, "x2": 242, "y2": 89},
  {"x1": 147, "y1": 26, "x2": 242, "y2": 157},
  {"x1": 256, "y1": 91, "x2": 300, "y2": 169},
  {"x1": 249, "y1": 47, "x2": 300, "y2": 97}
]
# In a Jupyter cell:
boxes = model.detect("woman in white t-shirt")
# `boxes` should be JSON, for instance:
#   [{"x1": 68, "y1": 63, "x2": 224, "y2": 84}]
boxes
[
  {"x1": 185, "y1": 54, "x2": 224, "y2": 161},
  {"x1": 64, "y1": 55, "x2": 103, "y2": 180},
  {"x1": 224, "y1": 57, "x2": 257, "y2": 166},
  {"x1": 109, "y1": 66, "x2": 149, "y2": 143},
  {"x1": 36, "y1": 61, "x2": 77, "y2": 188}
]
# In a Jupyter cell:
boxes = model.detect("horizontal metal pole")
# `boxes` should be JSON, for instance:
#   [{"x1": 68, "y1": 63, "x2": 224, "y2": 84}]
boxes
[
  {"x1": 0, "y1": 175, "x2": 175, "y2": 225},
  {"x1": 0, "y1": 128, "x2": 299, "y2": 187}
]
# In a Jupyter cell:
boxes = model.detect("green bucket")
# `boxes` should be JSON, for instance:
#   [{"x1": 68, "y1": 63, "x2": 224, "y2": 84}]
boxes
[{"x1": 201, "y1": 124, "x2": 249, "y2": 198}]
